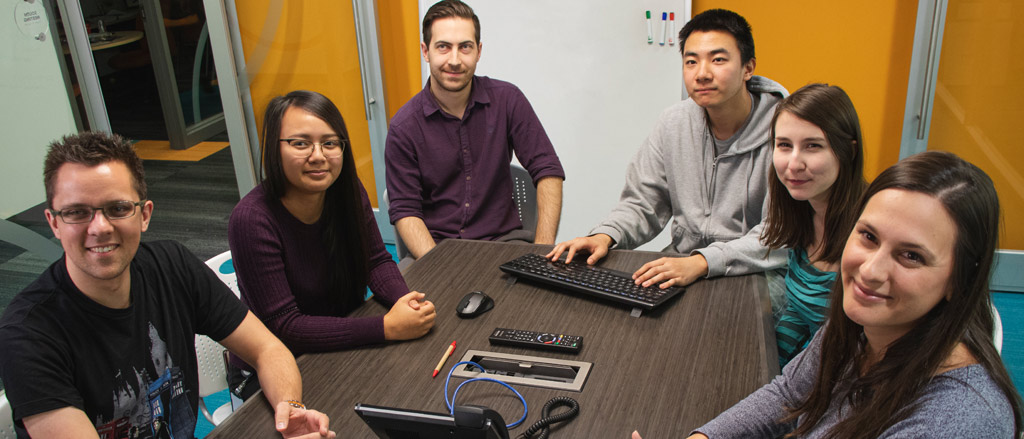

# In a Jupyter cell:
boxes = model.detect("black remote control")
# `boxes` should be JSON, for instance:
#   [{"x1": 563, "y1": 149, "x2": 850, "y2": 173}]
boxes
[{"x1": 488, "y1": 328, "x2": 583, "y2": 353}]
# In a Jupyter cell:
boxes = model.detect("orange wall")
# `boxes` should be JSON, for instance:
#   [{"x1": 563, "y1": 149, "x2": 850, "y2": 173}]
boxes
[
  {"x1": 693, "y1": 0, "x2": 919, "y2": 179},
  {"x1": 234, "y1": 1, "x2": 378, "y2": 206},
  {"x1": 377, "y1": 0, "x2": 423, "y2": 122}
]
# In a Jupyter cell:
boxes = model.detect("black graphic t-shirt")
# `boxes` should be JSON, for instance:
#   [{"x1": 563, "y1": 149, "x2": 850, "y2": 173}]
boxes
[{"x1": 0, "y1": 241, "x2": 248, "y2": 438}]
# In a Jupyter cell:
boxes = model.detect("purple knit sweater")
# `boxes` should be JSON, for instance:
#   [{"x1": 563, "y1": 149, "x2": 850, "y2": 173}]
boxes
[{"x1": 228, "y1": 183, "x2": 409, "y2": 356}]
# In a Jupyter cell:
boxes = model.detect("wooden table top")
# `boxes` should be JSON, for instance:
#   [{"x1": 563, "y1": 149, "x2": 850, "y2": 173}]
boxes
[{"x1": 207, "y1": 239, "x2": 778, "y2": 437}]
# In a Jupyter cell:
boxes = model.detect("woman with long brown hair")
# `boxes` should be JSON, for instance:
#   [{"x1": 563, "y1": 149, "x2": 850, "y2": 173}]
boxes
[
  {"x1": 634, "y1": 151, "x2": 1021, "y2": 437},
  {"x1": 761, "y1": 83, "x2": 867, "y2": 367}
]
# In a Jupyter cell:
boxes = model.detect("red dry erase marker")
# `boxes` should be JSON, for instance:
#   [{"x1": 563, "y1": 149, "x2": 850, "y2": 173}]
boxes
[{"x1": 669, "y1": 13, "x2": 676, "y2": 46}]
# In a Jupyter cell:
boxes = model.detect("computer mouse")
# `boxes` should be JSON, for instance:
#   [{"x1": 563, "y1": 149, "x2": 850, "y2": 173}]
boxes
[{"x1": 456, "y1": 291, "x2": 494, "y2": 318}]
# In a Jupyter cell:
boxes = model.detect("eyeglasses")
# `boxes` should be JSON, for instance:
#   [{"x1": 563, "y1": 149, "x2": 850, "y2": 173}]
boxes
[
  {"x1": 279, "y1": 138, "x2": 347, "y2": 158},
  {"x1": 50, "y1": 200, "x2": 146, "y2": 224}
]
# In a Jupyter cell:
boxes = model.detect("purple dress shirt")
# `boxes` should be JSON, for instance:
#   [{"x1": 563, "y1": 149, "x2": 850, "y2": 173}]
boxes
[{"x1": 385, "y1": 76, "x2": 564, "y2": 241}]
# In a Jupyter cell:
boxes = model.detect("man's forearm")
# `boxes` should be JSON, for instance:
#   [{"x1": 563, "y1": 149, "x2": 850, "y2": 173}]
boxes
[
  {"x1": 221, "y1": 313, "x2": 303, "y2": 407},
  {"x1": 534, "y1": 177, "x2": 563, "y2": 244},
  {"x1": 253, "y1": 341, "x2": 303, "y2": 408},
  {"x1": 395, "y1": 216, "x2": 436, "y2": 259}
]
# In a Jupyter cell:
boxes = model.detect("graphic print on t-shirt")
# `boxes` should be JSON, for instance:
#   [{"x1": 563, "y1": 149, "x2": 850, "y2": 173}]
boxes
[{"x1": 94, "y1": 323, "x2": 196, "y2": 439}]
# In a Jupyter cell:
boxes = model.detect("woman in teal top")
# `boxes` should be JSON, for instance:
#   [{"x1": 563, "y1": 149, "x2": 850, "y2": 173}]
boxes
[{"x1": 761, "y1": 84, "x2": 867, "y2": 367}]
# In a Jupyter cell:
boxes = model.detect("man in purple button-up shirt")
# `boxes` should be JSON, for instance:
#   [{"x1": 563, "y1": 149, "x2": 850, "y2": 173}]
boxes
[{"x1": 385, "y1": 0, "x2": 565, "y2": 259}]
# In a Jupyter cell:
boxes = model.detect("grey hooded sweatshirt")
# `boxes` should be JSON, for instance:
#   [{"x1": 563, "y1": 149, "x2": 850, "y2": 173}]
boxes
[{"x1": 590, "y1": 76, "x2": 788, "y2": 278}]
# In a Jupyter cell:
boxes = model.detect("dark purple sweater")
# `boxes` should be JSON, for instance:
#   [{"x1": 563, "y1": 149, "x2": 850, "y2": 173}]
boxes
[{"x1": 228, "y1": 183, "x2": 408, "y2": 357}]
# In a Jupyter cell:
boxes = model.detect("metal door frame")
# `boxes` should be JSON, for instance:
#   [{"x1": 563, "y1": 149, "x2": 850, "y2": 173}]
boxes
[
  {"x1": 55, "y1": 0, "x2": 110, "y2": 132},
  {"x1": 140, "y1": 0, "x2": 226, "y2": 150}
]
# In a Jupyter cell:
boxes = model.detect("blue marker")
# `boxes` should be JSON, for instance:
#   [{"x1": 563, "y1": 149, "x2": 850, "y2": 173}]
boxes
[{"x1": 659, "y1": 12, "x2": 668, "y2": 46}]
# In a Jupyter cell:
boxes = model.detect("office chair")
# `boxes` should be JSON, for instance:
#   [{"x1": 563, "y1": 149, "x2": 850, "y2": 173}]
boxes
[
  {"x1": 382, "y1": 190, "x2": 412, "y2": 261},
  {"x1": 205, "y1": 250, "x2": 239, "y2": 296},
  {"x1": 384, "y1": 163, "x2": 540, "y2": 261},
  {"x1": 1, "y1": 391, "x2": 16, "y2": 439},
  {"x1": 196, "y1": 251, "x2": 241, "y2": 425},
  {"x1": 509, "y1": 164, "x2": 538, "y2": 232},
  {"x1": 195, "y1": 333, "x2": 233, "y2": 425}
]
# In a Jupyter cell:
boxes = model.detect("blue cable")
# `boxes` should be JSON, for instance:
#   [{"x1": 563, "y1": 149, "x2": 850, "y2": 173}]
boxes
[{"x1": 443, "y1": 360, "x2": 528, "y2": 428}]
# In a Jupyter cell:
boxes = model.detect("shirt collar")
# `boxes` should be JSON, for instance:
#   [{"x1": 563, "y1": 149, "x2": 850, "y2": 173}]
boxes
[{"x1": 419, "y1": 76, "x2": 490, "y2": 118}]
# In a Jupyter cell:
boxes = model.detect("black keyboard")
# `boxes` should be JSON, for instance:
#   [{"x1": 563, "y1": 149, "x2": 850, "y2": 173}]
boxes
[{"x1": 499, "y1": 253, "x2": 684, "y2": 311}]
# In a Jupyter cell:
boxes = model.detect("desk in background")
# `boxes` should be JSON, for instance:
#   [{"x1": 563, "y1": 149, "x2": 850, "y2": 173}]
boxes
[
  {"x1": 62, "y1": 31, "x2": 143, "y2": 54},
  {"x1": 207, "y1": 240, "x2": 778, "y2": 437}
]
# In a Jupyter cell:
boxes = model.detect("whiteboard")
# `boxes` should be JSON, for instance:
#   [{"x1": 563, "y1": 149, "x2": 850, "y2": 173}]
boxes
[{"x1": 418, "y1": 0, "x2": 691, "y2": 250}]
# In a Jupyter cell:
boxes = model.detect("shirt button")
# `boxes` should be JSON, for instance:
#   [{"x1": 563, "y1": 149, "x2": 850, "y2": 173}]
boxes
[
  {"x1": 464, "y1": 203, "x2": 470, "y2": 207},
  {"x1": 460, "y1": 229, "x2": 465, "y2": 233},
  {"x1": 466, "y1": 176, "x2": 471, "y2": 180}
]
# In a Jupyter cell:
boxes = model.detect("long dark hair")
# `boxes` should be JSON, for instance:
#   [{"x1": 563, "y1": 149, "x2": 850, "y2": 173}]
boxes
[
  {"x1": 260, "y1": 90, "x2": 369, "y2": 310},
  {"x1": 761, "y1": 83, "x2": 866, "y2": 264},
  {"x1": 785, "y1": 151, "x2": 1022, "y2": 438}
]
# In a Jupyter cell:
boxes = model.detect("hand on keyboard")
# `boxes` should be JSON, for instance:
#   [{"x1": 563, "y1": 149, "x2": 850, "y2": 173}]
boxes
[
  {"x1": 632, "y1": 254, "x2": 709, "y2": 289},
  {"x1": 546, "y1": 233, "x2": 614, "y2": 265}
]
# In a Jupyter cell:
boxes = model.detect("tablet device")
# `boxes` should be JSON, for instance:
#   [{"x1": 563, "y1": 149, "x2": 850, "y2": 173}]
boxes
[{"x1": 354, "y1": 403, "x2": 509, "y2": 439}]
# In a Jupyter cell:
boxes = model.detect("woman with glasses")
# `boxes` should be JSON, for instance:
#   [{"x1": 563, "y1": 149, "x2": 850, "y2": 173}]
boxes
[
  {"x1": 227, "y1": 90, "x2": 436, "y2": 399},
  {"x1": 761, "y1": 84, "x2": 867, "y2": 368},
  {"x1": 633, "y1": 151, "x2": 1021, "y2": 438}
]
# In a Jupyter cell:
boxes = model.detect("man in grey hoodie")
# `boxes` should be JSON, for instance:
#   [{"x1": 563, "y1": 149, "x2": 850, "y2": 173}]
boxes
[{"x1": 548, "y1": 9, "x2": 787, "y2": 289}]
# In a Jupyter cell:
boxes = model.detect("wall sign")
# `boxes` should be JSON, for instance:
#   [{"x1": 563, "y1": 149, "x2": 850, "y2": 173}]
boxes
[{"x1": 15, "y1": 0, "x2": 48, "y2": 41}]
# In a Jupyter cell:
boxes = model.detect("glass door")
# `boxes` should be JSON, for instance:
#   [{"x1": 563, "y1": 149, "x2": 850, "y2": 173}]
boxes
[
  {"x1": 901, "y1": 0, "x2": 1024, "y2": 292},
  {"x1": 140, "y1": 0, "x2": 226, "y2": 149}
]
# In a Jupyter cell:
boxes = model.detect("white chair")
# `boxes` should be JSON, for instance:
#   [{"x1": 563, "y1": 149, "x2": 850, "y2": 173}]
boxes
[
  {"x1": 195, "y1": 250, "x2": 240, "y2": 426},
  {"x1": 205, "y1": 250, "x2": 239, "y2": 298},
  {"x1": 384, "y1": 163, "x2": 539, "y2": 261},
  {"x1": 1, "y1": 390, "x2": 17, "y2": 439},
  {"x1": 195, "y1": 333, "x2": 233, "y2": 425},
  {"x1": 992, "y1": 302, "x2": 1003, "y2": 354}
]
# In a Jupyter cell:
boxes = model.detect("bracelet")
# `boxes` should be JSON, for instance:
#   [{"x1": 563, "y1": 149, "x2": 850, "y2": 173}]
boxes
[{"x1": 285, "y1": 400, "x2": 305, "y2": 410}]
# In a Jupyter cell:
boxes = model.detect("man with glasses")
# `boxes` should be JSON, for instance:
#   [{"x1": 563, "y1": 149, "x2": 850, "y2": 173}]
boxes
[
  {"x1": 0, "y1": 132, "x2": 335, "y2": 438},
  {"x1": 385, "y1": 0, "x2": 565, "y2": 259}
]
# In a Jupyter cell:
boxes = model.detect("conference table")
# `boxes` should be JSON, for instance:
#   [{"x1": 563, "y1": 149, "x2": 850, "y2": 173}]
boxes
[{"x1": 207, "y1": 239, "x2": 778, "y2": 437}]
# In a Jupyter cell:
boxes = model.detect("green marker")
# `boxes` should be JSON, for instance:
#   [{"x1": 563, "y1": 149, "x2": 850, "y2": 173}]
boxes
[{"x1": 646, "y1": 10, "x2": 653, "y2": 44}]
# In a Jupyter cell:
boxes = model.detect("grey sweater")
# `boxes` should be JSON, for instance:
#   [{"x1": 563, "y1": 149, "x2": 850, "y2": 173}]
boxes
[
  {"x1": 698, "y1": 330, "x2": 1015, "y2": 438},
  {"x1": 590, "y1": 76, "x2": 788, "y2": 277}
]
